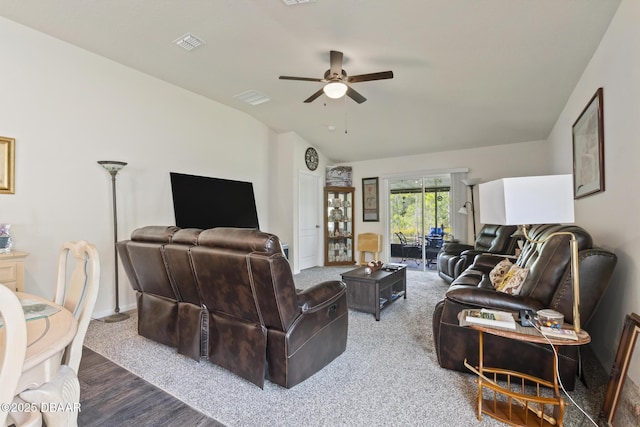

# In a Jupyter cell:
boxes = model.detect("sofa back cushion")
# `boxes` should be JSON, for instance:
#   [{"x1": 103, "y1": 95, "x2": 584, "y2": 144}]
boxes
[
  {"x1": 474, "y1": 224, "x2": 518, "y2": 253},
  {"x1": 190, "y1": 228, "x2": 281, "y2": 323},
  {"x1": 248, "y1": 252, "x2": 299, "y2": 332},
  {"x1": 163, "y1": 228, "x2": 203, "y2": 305},
  {"x1": 516, "y1": 224, "x2": 592, "y2": 307},
  {"x1": 197, "y1": 227, "x2": 282, "y2": 255},
  {"x1": 119, "y1": 226, "x2": 180, "y2": 300},
  {"x1": 190, "y1": 245, "x2": 261, "y2": 322}
]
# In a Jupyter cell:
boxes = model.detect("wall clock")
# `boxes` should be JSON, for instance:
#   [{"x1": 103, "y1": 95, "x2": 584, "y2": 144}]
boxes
[{"x1": 305, "y1": 147, "x2": 319, "y2": 171}]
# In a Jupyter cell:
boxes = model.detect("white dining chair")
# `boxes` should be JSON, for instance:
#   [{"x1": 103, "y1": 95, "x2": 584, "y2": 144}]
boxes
[
  {"x1": 0, "y1": 286, "x2": 42, "y2": 427},
  {"x1": 19, "y1": 241, "x2": 100, "y2": 427},
  {"x1": 51, "y1": 240, "x2": 101, "y2": 373}
]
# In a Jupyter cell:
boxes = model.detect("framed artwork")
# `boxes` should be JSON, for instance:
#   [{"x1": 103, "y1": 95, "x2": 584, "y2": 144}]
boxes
[
  {"x1": 572, "y1": 87, "x2": 604, "y2": 199},
  {"x1": 362, "y1": 177, "x2": 379, "y2": 222},
  {"x1": 600, "y1": 312, "x2": 640, "y2": 426},
  {"x1": 0, "y1": 136, "x2": 15, "y2": 194},
  {"x1": 325, "y1": 166, "x2": 353, "y2": 187}
]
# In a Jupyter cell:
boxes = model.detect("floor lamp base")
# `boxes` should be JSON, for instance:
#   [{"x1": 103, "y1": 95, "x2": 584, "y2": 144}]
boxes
[{"x1": 103, "y1": 311, "x2": 130, "y2": 323}]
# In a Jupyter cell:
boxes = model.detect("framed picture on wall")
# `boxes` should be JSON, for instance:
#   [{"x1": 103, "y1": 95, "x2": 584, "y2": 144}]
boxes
[
  {"x1": 0, "y1": 136, "x2": 15, "y2": 194},
  {"x1": 572, "y1": 87, "x2": 604, "y2": 199},
  {"x1": 362, "y1": 177, "x2": 379, "y2": 222}
]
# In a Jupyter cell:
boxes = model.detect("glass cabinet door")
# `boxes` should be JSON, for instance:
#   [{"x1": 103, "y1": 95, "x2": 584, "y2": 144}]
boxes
[{"x1": 325, "y1": 186, "x2": 355, "y2": 265}]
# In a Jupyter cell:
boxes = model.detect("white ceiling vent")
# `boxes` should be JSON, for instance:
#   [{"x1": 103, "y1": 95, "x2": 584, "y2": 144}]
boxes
[
  {"x1": 234, "y1": 90, "x2": 270, "y2": 106},
  {"x1": 174, "y1": 33, "x2": 204, "y2": 51},
  {"x1": 282, "y1": 0, "x2": 316, "y2": 5}
]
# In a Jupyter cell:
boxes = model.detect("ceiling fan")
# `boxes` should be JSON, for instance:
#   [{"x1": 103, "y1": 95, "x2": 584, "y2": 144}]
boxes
[{"x1": 279, "y1": 50, "x2": 393, "y2": 104}]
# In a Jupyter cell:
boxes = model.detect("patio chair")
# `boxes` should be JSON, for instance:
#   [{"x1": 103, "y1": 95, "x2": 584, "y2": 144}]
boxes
[{"x1": 395, "y1": 232, "x2": 422, "y2": 265}]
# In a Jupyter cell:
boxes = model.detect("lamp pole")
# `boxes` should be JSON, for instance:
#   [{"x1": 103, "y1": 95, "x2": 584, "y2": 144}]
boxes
[
  {"x1": 461, "y1": 178, "x2": 481, "y2": 241},
  {"x1": 469, "y1": 184, "x2": 477, "y2": 240},
  {"x1": 98, "y1": 160, "x2": 129, "y2": 323}
]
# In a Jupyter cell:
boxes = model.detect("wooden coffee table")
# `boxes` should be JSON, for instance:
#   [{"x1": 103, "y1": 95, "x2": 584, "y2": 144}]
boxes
[{"x1": 340, "y1": 264, "x2": 407, "y2": 320}]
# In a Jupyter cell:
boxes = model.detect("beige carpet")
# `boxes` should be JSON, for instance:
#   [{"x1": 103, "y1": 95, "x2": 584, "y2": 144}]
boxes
[{"x1": 84, "y1": 267, "x2": 608, "y2": 427}]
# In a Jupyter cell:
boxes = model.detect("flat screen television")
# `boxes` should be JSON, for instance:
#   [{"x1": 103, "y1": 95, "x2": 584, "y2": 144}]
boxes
[{"x1": 170, "y1": 172, "x2": 260, "y2": 230}]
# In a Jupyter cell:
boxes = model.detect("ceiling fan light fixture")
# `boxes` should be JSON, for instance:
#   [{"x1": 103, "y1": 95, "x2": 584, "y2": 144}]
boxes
[{"x1": 323, "y1": 82, "x2": 348, "y2": 99}]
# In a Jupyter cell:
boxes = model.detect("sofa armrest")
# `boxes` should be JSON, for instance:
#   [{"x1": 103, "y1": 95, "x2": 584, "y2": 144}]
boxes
[
  {"x1": 297, "y1": 280, "x2": 346, "y2": 314},
  {"x1": 445, "y1": 286, "x2": 544, "y2": 313},
  {"x1": 467, "y1": 254, "x2": 510, "y2": 273},
  {"x1": 441, "y1": 242, "x2": 474, "y2": 256}
]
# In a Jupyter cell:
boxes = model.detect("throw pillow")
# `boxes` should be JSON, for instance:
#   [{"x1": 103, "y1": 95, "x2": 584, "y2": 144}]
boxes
[
  {"x1": 496, "y1": 265, "x2": 529, "y2": 295},
  {"x1": 489, "y1": 259, "x2": 513, "y2": 288}
]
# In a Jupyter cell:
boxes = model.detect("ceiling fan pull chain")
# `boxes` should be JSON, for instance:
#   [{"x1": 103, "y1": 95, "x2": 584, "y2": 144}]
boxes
[{"x1": 344, "y1": 96, "x2": 348, "y2": 134}]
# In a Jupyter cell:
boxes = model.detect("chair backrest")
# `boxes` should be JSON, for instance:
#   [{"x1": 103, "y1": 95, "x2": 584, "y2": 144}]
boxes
[
  {"x1": 357, "y1": 233, "x2": 382, "y2": 265},
  {"x1": 0, "y1": 286, "x2": 27, "y2": 426},
  {"x1": 53, "y1": 241, "x2": 100, "y2": 373},
  {"x1": 395, "y1": 232, "x2": 407, "y2": 245}
]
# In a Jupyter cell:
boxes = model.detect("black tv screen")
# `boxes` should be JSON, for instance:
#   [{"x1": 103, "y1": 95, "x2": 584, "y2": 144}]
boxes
[{"x1": 170, "y1": 172, "x2": 259, "y2": 230}]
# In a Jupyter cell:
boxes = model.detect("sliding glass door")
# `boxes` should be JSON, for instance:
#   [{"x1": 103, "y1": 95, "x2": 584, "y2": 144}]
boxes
[{"x1": 389, "y1": 175, "x2": 451, "y2": 271}]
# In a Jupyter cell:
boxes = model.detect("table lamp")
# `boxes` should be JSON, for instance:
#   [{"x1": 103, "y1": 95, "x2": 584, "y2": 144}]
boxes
[{"x1": 478, "y1": 174, "x2": 582, "y2": 332}]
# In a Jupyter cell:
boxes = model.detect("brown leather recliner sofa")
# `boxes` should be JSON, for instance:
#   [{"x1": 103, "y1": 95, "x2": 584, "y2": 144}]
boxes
[
  {"x1": 117, "y1": 226, "x2": 348, "y2": 388},
  {"x1": 432, "y1": 224, "x2": 617, "y2": 390},
  {"x1": 437, "y1": 224, "x2": 519, "y2": 284}
]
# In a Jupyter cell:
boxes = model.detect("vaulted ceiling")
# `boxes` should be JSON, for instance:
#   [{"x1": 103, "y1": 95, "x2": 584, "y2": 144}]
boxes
[{"x1": 0, "y1": 0, "x2": 622, "y2": 162}]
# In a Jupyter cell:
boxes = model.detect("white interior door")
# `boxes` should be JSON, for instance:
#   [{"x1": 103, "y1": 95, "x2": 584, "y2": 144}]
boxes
[{"x1": 298, "y1": 172, "x2": 321, "y2": 270}]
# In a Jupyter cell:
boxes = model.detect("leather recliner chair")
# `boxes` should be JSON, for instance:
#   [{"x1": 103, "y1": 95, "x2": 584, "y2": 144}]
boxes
[
  {"x1": 437, "y1": 224, "x2": 519, "y2": 284},
  {"x1": 432, "y1": 224, "x2": 617, "y2": 390}
]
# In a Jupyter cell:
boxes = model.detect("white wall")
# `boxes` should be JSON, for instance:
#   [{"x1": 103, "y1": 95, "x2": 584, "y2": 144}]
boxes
[
  {"x1": 345, "y1": 139, "x2": 550, "y2": 255},
  {"x1": 271, "y1": 132, "x2": 331, "y2": 273},
  {"x1": 0, "y1": 17, "x2": 276, "y2": 318},
  {"x1": 547, "y1": 0, "x2": 638, "y2": 375}
]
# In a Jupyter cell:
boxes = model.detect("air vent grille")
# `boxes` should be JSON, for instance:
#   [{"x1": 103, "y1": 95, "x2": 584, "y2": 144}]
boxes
[
  {"x1": 234, "y1": 90, "x2": 270, "y2": 106},
  {"x1": 174, "y1": 33, "x2": 204, "y2": 51},
  {"x1": 282, "y1": 0, "x2": 316, "y2": 5}
]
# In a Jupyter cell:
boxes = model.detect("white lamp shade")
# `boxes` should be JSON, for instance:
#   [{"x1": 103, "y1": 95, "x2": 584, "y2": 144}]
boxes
[
  {"x1": 479, "y1": 175, "x2": 575, "y2": 225},
  {"x1": 323, "y1": 82, "x2": 348, "y2": 99}
]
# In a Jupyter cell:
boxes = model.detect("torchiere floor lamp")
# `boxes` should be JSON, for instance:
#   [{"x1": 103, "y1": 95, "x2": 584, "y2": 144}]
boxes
[
  {"x1": 98, "y1": 160, "x2": 129, "y2": 323},
  {"x1": 458, "y1": 178, "x2": 481, "y2": 240}
]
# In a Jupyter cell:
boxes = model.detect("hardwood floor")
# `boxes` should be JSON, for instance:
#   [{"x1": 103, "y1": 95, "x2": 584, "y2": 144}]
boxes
[{"x1": 78, "y1": 347, "x2": 224, "y2": 426}]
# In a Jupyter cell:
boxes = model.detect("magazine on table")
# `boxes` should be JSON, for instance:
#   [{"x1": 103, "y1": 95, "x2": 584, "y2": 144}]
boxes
[
  {"x1": 0, "y1": 298, "x2": 60, "y2": 328},
  {"x1": 539, "y1": 326, "x2": 579, "y2": 341},
  {"x1": 461, "y1": 308, "x2": 517, "y2": 330}
]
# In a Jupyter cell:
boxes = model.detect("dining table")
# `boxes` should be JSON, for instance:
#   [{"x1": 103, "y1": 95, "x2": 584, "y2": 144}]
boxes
[{"x1": 0, "y1": 291, "x2": 78, "y2": 393}]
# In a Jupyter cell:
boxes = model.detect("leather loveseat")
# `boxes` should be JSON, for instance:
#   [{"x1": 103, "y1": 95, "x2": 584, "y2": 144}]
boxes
[
  {"x1": 432, "y1": 224, "x2": 617, "y2": 390},
  {"x1": 437, "y1": 224, "x2": 519, "y2": 284},
  {"x1": 117, "y1": 226, "x2": 348, "y2": 388}
]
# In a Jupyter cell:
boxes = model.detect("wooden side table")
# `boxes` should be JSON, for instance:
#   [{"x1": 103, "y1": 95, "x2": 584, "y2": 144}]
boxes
[
  {"x1": 461, "y1": 314, "x2": 590, "y2": 427},
  {"x1": 0, "y1": 251, "x2": 29, "y2": 292}
]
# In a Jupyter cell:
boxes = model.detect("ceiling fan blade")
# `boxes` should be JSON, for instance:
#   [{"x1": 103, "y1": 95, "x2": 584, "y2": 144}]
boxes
[
  {"x1": 279, "y1": 76, "x2": 324, "y2": 82},
  {"x1": 303, "y1": 88, "x2": 325, "y2": 103},
  {"x1": 346, "y1": 71, "x2": 394, "y2": 83},
  {"x1": 329, "y1": 50, "x2": 343, "y2": 78},
  {"x1": 346, "y1": 86, "x2": 367, "y2": 104}
]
